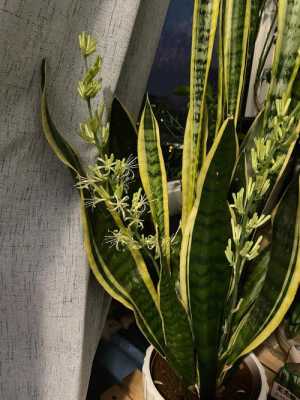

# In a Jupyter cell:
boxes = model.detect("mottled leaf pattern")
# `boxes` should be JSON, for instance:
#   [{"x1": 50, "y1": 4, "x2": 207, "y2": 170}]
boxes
[
  {"x1": 182, "y1": 0, "x2": 221, "y2": 229},
  {"x1": 223, "y1": 0, "x2": 251, "y2": 122},
  {"x1": 158, "y1": 270, "x2": 195, "y2": 385},
  {"x1": 232, "y1": 249, "x2": 270, "y2": 328},
  {"x1": 181, "y1": 119, "x2": 237, "y2": 399},
  {"x1": 138, "y1": 98, "x2": 170, "y2": 267},
  {"x1": 82, "y1": 201, "x2": 166, "y2": 355}
]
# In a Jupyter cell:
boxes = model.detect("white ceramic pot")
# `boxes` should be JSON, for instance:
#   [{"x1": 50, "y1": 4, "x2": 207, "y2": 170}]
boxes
[
  {"x1": 167, "y1": 180, "x2": 181, "y2": 216},
  {"x1": 142, "y1": 346, "x2": 268, "y2": 400},
  {"x1": 276, "y1": 325, "x2": 300, "y2": 362},
  {"x1": 142, "y1": 347, "x2": 165, "y2": 400}
]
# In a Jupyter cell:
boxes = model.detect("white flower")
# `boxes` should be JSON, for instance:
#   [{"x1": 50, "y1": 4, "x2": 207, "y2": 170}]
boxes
[
  {"x1": 84, "y1": 196, "x2": 104, "y2": 208},
  {"x1": 109, "y1": 193, "x2": 130, "y2": 219},
  {"x1": 104, "y1": 230, "x2": 140, "y2": 251}
]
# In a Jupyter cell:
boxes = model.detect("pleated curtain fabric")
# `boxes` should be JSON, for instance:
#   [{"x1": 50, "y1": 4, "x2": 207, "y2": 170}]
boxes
[
  {"x1": 0, "y1": 1, "x2": 170, "y2": 399},
  {"x1": 245, "y1": 0, "x2": 277, "y2": 117}
]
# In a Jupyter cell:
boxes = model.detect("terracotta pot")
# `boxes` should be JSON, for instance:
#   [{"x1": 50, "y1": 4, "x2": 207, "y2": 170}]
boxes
[{"x1": 142, "y1": 346, "x2": 268, "y2": 400}]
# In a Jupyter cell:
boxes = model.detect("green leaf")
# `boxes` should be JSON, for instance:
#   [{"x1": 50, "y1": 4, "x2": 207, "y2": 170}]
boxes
[
  {"x1": 288, "y1": 314, "x2": 300, "y2": 338},
  {"x1": 158, "y1": 270, "x2": 195, "y2": 385},
  {"x1": 233, "y1": 249, "x2": 270, "y2": 326},
  {"x1": 82, "y1": 201, "x2": 166, "y2": 355},
  {"x1": 216, "y1": 3, "x2": 225, "y2": 133},
  {"x1": 240, "y1": 0, "x2": 266, "y2": 116},
  {"x1": 286, "y1": 288, "x2": 300, "y2": 338},
  {"x1": 81, "y1": 200, "x2": 134, "y2": 310},
  {"x1": 109, "y1": 97, "x2": 137, "y2": 159},
  {"x1": 138, "y1": 98, "x2": 170, "y2": 267},
  {"x1": 108, "y1": 97, "x2": 148, "y2": 207},
  {"x1": 262, "y1": 142, "x2": 297, "y2": 215},
  {"x1": 41, "y1": 60, "x2": 135, "y2": 309},
  {"x1": 223, "y1": 0, "x2": 251, "y2": 123},
  {"x1": 41, "y1": 60, "x2": 166, "y2": 356},
  {"x1": 231, "y1": 111, "x2": 264, "y2": 193},
  {"x1": 292, "y1": 71, "x2": 300, "y2": 100},
  {"x1": 206, "y1": 83, "x2": 218, "y2": 145},
  {"x1": 182, "y1": 118, "x2": 237, "y2": 399},
  {"x1": 181, "y1": 0, "x2": 221, "y2": 230},
  {"x1": 226, "y1": 176, "x2": 300, "y2": 365},
  {"x1": 41, "y1": 59, "x2": 84, "y2": 177}
]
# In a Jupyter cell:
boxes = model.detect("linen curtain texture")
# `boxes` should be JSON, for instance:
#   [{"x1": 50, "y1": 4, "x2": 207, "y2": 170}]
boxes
[{"x1": 0, "y1": 0, "x2": 169, "y2": 399}]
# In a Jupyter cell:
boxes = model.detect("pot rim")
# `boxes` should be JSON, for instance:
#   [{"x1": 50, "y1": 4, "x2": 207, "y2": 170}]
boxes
[
  {"x1": 277, "y1": 324, "x2": 300, "y2": 351},
  {"x1": 142, "y1": 346, "x2": 268, "y2": 400}
]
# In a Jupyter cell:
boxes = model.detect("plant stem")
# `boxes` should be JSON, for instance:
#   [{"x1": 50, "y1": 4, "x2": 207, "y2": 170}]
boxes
[
  {"x1": 220, "y1": 198, "x2": 254, "y2": 360},
  {"x1": 83, "y1": 55, "x2": 103, "y2": 156},
  {"x1": 135, "y1": 232, "x2": 160, "y2": 275}
]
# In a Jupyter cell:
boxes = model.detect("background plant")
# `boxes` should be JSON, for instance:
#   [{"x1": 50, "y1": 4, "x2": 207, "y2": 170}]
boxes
[
  {"x1": 41, "y1": 1, "x2": 300, "y2": 399},
  {"x1": 284, "y1": 289, "x2": 300, "y2": 339}
]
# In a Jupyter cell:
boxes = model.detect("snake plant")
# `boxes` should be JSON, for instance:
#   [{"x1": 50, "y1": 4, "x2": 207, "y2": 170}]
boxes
[
  {"x1": 41, "y1": 1, "x2": 300, "y2": 398},
  {"x1": 284, "y1": 289, "x2": 300, "y2": 339}
]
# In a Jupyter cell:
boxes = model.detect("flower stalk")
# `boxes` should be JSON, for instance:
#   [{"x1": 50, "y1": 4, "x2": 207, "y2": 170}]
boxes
[{"x1": 222, "y1": 98, "x2": 299, "y2": 358}]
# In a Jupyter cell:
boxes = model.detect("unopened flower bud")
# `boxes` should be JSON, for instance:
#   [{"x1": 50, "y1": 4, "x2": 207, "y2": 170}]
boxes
[{"x1": 79, "y1": 32, "x2": 97, "y2": 56}]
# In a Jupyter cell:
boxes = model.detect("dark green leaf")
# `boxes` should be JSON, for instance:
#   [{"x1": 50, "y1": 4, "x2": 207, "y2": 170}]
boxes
[
  {"x1": 188, "y1": 119, "x2": 237, "y2": 399},
  {"x1": 159, "y1": 270, "x2": 195, "y2": 385}
]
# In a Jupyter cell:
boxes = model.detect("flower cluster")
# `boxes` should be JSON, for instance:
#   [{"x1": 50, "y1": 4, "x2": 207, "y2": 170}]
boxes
[
  {"x1": 79, "y1": 32, "x2": 97, "y2": 56},
  {"x1": 226, "y1": 98, "x2": 298, "y2": 277},
  {"x1": 77, "y1": 154, "x2": 137, "y2": 203},
  {"x1": 79, "y1": 104, "x2": 110, "y2": 148},
  {"x1": 104, "y1": 229, "x2": 159, "y2": 255},
  {"x1": 77, "y1": 32, "x2": 109, "y2": 155},
  {"x1": 77, "y1": 153, "x2": 155, "y2": 252},
  {"x1": 76, "y1": 33, "x2": 161, "y2": 262},
  {"x1": 78, "y1": 56, "x2": 102, "y2": 100}
]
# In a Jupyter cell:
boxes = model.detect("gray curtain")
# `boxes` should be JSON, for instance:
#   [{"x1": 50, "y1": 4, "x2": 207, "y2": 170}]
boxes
[
  {"x1": 245, "y1": 0, "x2": 276, "y2": 117},
  {"x1": 0, "y1": 1, "x2": 169, "y2": 399}
]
